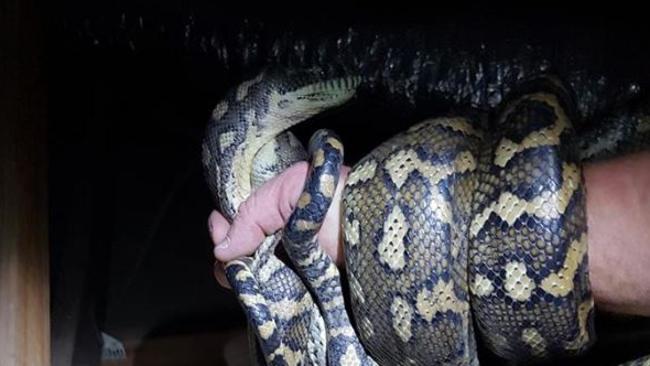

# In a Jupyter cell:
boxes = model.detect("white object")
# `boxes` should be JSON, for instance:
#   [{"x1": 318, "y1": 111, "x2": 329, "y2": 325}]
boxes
[{"x1": 100, "y1": 332, "x2": 127, "y2": 361}]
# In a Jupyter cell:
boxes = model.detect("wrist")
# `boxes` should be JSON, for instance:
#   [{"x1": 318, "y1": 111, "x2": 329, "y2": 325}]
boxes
[{"x1": 585, "y1": 152, "x2": 650, "y2": 316}]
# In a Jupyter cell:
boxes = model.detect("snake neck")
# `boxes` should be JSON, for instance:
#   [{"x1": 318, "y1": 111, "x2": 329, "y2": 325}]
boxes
[{"x1": 203, "y1": 69, "x2": 362, "y2": 219}]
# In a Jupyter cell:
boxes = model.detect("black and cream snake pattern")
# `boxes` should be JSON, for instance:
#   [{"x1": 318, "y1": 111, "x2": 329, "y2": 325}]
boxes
[{"x1": 202, "y1": 67, "x2": 650, "y2": 365}]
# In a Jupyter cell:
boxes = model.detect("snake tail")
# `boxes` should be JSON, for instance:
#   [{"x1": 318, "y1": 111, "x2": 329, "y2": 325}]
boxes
[{"x1": 283, "y1": 129, "x2": 377, "y2": 365}]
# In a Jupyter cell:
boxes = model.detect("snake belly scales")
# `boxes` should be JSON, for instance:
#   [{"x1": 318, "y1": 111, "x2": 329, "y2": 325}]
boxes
[{"x1": 201, "y1": 68, "x2": 650, "y2": 365}]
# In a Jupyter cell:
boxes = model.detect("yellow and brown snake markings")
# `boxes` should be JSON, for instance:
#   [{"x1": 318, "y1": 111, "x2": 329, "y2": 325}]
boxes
[
  {"x1": 521, "y1": 327, "x2": 548, "y2": 357},
  {"x1": 203, "y1": 69, "x2": 648, "y2": 365},
  {"x1": 347, "y1": 158, "x2": 378, "y2": 186},
  {"x1": 504, "y1": 261, "x2": 536, "y2": 301},
  {"x1": 377, "y1": 205, "x2": 408, "y2": 271},
  {"x1": 494, "y1": 94, "x2": 569, "y2": 167},
  {"x1": 341, "y1": 345, "x2": 363, "y2": 366},
  {"x1": 540, "y1": 233, "x2": 588, "y2": 297},
  {"x1": 212, "y1": 100, "x2": 229, "y2": 121},
  {"x1": 390, "y1": 296, "x2": 414, "y2": 343}
]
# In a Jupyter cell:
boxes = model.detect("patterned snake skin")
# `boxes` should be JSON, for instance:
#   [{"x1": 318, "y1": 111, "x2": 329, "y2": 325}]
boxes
[{"x1": 201, "y1": 68, "x2": 650, "y2": 365}]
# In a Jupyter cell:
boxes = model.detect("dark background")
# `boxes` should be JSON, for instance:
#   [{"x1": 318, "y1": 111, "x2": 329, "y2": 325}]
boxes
[{"x1": 48, "y1": 3, "x2": 650, "y2": 365}]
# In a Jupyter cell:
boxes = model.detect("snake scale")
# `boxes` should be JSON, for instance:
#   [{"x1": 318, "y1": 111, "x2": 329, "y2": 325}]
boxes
[{"x1": 201, "y1": 67, "x2": 650, "y2": 365}]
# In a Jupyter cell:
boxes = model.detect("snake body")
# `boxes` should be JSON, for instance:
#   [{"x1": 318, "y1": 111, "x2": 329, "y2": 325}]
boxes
[
  {"x1": 203, "y1": 69, "x2": 365, "y2": 365},
  {"x1": 202, "y1": 68, "x2": 649, "y2": 365},
  {"x1": 344, "y1": 81, "x2": 592, "y2": 364}
]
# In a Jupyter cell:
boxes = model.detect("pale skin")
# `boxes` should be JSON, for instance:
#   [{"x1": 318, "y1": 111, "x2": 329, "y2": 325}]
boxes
[{"x1": 208, "y1": 152, "x2": 650, "y2": 316}]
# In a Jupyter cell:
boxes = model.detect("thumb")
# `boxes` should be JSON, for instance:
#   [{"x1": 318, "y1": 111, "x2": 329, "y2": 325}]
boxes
[{"x1": 212, "y1": 162, "x2": 309, "y2": 262}]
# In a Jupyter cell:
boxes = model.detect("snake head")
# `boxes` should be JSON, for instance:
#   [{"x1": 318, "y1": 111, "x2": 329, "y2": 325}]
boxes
[{"x1": 261, "y1": 68, "x2": 364, "y2": 123}]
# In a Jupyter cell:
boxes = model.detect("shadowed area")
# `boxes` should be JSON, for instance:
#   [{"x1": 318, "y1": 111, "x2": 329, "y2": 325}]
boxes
[{"x1": 49, "y1": 4, "x2": 650, "y2": 365}]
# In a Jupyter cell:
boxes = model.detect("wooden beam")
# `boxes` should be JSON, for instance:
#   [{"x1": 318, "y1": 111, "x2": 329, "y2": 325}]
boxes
[{"x1": 0, "y1": 0, "x2": 50, "y2": 364}]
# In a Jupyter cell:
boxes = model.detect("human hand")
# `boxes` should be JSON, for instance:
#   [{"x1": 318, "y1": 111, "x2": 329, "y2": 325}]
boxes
[{"x1": 208, "y1": 161, "x2": 349, "y2": 288}]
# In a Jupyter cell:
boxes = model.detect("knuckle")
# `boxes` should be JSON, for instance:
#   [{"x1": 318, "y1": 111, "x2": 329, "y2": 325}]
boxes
[{"x1": 237, "y1": 199, "x2": 255, "y2": 221}]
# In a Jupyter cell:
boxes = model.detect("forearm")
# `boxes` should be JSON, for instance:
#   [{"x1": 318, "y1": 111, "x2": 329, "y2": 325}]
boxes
[{"x1": 585, "y1": 151, "x2": 650, "y2": 316}]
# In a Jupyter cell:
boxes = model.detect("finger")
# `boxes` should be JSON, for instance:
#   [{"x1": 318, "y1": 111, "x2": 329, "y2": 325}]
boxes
[
  {"x1": 214, "y1": 161, "x2": 309, "y2": 262},
  {"x1": 213, "y1": 261, "x2": 232, "y2": 289},
  {"x1": 208, "y1": 210, "x2": 231, "y2": 245}
]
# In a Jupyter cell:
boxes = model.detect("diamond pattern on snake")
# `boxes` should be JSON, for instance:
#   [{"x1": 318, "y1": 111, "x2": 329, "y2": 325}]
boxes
[{"x1": 201, "y1": 68, "x2": 649, "y2": 365}]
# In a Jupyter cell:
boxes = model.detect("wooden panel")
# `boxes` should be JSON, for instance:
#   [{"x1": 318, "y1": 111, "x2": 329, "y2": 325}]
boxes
[{"x1": 0, "y1": 0, "x2": 50, "y2": 364}]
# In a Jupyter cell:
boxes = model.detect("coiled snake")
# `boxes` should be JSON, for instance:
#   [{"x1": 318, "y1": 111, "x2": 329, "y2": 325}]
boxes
[{"x1": 201, "y1": 68, "x2": 650, "y2": 365}]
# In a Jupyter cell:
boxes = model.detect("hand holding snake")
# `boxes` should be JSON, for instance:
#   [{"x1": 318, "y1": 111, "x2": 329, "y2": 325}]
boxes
[
  {"x1": 209, "y1": 154, "x2": 650, "y2": 317},
  {"x1": 202, "y1": 68, "x2": 650, "y2": 365}
]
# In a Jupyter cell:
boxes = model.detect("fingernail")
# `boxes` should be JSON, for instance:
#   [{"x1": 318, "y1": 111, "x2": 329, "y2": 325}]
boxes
[
  {"x1": 213, "y1": 261, "x2": 231, "y2": 289},
  {"x1": 215, "y1": 235, "x2": 230, "y2": 250}
]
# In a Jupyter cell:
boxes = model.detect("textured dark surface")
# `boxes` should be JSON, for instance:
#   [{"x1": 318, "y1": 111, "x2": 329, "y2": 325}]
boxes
[
  {"x1": 61, "y1": 9, "x2": 650, "y2": 120},
  {"x1": 49, "y1": 4, "x2": 650, "y2": 365}
]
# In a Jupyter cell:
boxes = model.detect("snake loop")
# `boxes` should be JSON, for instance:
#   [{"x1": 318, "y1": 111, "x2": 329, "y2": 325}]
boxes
[
  {"x1": 469, "y1": 80, "x2": 594, "y2": 361},
  {"x1": 202, "y1": 67, "x2": 649, "y2": 365}
]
